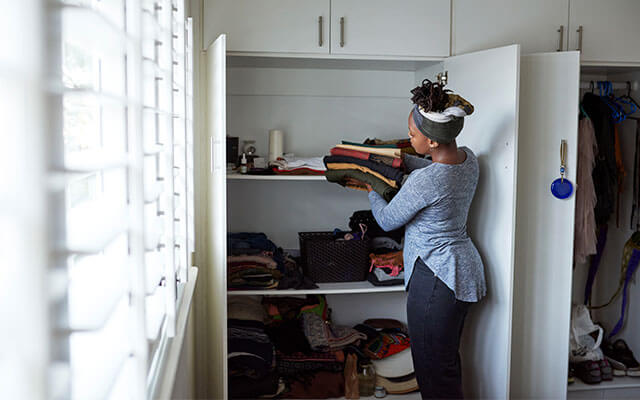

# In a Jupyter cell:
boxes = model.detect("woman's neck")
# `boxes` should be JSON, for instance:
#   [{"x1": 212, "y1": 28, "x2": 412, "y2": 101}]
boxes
[{"x1": 430, "y1": 144, "x2": 465, "y2": 165}]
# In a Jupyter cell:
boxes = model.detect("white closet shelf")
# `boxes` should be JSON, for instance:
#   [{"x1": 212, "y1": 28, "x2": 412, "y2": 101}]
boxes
[
  {"x1": 568, "y1": 376, "x2": 640, "y2": 392},
  {"x1": 227, "y1": 172, "x2": 325, "y2": 181},
  {"x1": 227, "y1": 281, "x2": 405, "y2": 296}
]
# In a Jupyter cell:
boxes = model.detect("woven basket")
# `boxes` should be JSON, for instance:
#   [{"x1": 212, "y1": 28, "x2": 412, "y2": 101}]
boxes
[{"x1": 298, "y1": 232, "x2": 370, "y2": 283}]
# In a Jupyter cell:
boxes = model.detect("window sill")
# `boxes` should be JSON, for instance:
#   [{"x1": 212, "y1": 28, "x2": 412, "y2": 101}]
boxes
[{"x1": 148, "y1": 267, "x2": 199, "y2": 399}]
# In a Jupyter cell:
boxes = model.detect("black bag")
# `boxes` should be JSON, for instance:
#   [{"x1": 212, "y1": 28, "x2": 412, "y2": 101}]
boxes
[{"x1": 348, "y1": 210, "x2": 404, "y2": 242}]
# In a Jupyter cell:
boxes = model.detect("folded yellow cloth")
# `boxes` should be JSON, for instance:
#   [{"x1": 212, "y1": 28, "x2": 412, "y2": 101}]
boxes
[
  {"x1": 335, "y1": 144, "x2": 401, "y2": 158},
  {"x1": 326, "y1": 163, "x2": 398, "y2": 188}
]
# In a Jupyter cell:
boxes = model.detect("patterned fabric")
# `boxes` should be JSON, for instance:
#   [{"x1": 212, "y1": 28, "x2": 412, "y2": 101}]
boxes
[
  {"x1": 574, "y1": 118, "x2": 599, "y2": 264},
  {"x1": 363, "y1": 330, "x2": 411, "y2": 360}
]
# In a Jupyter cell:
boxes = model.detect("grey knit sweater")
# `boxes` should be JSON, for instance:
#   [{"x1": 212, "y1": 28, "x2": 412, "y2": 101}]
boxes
[{"x1": 368, "y1": 147, "x2": 486, "y2": 302}]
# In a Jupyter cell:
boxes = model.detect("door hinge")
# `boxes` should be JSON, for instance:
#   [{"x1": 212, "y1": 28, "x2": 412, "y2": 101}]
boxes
[
  {"x1": 191, "y1": 251, "x2": 196, "y2": 266},
  {"x1": 437, "y1": 71, "x2": 448, "y2": 86}
]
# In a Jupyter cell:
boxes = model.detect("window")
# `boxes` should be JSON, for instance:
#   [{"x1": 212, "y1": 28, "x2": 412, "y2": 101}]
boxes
[{"x1": 0, "y1": 1, "x2": 195, "y2": 399}]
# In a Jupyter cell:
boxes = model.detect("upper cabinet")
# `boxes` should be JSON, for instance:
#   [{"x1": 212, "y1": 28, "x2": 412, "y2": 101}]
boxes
[
  {"x1": 453, "y1": 0, "x2": 569, "y2": 55},
  {"x1": 568, "y1": 0, "x2": 640, "y2": 64},
  {"x1": 204, "y1": 0, "x2": 450, "y2": 58},
  {"x1": 329, "y1": 0, "x2": 450, "y2": 57},
  {"x1": 204, "y1": 0, "x2": 330, "y2": 54}
]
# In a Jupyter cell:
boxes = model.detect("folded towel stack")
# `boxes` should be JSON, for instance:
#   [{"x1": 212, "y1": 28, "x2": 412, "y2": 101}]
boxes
[{"x1": 324, "y1": 139, "x2": 412, "y2": 201}]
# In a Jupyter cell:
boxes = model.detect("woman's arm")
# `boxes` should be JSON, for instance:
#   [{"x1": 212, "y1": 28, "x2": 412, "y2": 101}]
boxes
[
  {"x1": 403, "y1": 153, "x2": 432, "y2": 173},
  {"x1": 367, "y1": 172, "x2": 431, "y2": 231}
]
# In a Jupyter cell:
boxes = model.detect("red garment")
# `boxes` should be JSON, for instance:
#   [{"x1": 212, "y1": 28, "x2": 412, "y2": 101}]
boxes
[{"x1": 330, "y1": 147, "x2": 403, "y2": 168}]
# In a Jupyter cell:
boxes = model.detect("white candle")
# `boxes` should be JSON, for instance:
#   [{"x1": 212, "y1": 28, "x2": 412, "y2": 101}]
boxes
[{"x1": 268, "y1": 129, "x2": 284, "y2": 162}]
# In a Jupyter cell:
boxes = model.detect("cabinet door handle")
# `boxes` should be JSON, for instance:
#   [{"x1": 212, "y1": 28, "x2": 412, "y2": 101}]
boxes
[
  {"x1": 340, "y1": 17, "x2": 345, "y2": 47},
  {"x1": 318, "y1": 16, "x2": 323, "y2": 47},
  {"x1": 557, "y1": 25, "x2": 564, "y2": 51},
  {"x1": 576, "y1": 25, "x2": 583, "y2": 52}
]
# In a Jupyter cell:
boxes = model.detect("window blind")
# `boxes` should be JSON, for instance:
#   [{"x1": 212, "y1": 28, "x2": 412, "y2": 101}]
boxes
[{"x1": 1, "y1": 1, "x2": 194, "y2": 399}]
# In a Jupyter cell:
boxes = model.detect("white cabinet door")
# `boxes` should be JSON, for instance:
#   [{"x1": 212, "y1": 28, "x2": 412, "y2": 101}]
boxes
[
  {"x1": 205, "y1": 34, "x2": 228, "y2": 400},
  {"x1": 511, "y1": 51, "x2": 580, "y2": 399},
  {"x1": 453, "y1": 0, "x2": 569, "y2": 55},
  {"x1": 204, "y1": 0, "x2": 329, "y2": 54},
  {"x1": 441, "y1": 45, "x2": 520, "y2": 399},
  {"x1": 330, "y1": 0, "x2": 450, "y2": 57},
  {"x1": 569, "y1": 0, "x2": 640, "y2": 64}
]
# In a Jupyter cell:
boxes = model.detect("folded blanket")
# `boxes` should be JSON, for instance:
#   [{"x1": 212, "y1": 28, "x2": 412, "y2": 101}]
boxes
[
  {"x1": 326, "y1": 163, "x2": 399, "y2": 188},
  {"x1": 335, "y1": 144, "x2": 401, "y2": 158},
  {"x1": 323, "y1": 155, "x2": 404, "y2": 185},
  {"x1": 271, "y1": 156, "x2": 326, "y2": 171},
  {"x1": 330, "y1": 147, "x2": 403, "y2": 168},
  {"x1": 325, "y1": 169, "x2": 398, "y2": 202}
]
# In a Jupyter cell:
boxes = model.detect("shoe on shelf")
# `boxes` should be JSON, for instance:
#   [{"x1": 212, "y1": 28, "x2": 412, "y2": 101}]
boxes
[
  {"x1": 571, "y1": 361, "x2": 602, "y2": 384},
  {"x1": 598, "y1": 359, "x2": 613, "y2": 381},
  {"x1": 568, "y1": 365, "x2": 575, "y2": 385},
  {"x1": 603, "y1": 339, "x2": 640, "y2": 377}
]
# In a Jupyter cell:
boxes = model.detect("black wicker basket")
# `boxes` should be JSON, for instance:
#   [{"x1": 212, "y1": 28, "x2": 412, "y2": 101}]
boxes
[{"x1": 298, "y1": 232, "x2": 370, "y2": 283}]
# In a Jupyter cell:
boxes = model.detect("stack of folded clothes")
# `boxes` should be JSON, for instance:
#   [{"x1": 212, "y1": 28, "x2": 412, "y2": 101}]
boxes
[
  {"x1": 228, "y1": 232, "x2": 317, "y2": 290},
  {"x1": 355, "y1": 319, "x2": 418, "y2": 395},
  {"x1": 228, "y1": 296, "x2": 284, "y2": 399},
  {"x1": 368, "y1": 236, "x2": 404, "y2": 286},
  {"x1": 270, "y1": 156, "x2": 326, "y2": 175},
  {"x1": 324, "y1": 139, "x2": 412, "y2": 201},
  {"x1": 262, "y1": 295, "x2": 365, "y2": 399}
]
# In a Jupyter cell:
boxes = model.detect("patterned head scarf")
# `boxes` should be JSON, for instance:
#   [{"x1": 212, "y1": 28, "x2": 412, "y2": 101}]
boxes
[{"x1": 411, "y1": 93, "x2": 474, "y2": 144}]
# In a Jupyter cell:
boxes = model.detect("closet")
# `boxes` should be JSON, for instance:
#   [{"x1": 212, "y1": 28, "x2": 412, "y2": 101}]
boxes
[
  {"x1": 203, "y1": 27, "x2": 590, "y2": 397},
  {"x1": 511, "y1": 65, "x2": 640, "y2": 399}
]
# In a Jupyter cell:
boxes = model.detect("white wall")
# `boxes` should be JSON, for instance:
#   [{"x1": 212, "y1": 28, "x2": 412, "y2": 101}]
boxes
[{"x1": 226, "y1": 65, "x2": 421, "y2": 248}]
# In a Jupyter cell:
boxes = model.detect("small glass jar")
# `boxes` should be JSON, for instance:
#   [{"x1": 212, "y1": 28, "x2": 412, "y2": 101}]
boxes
[{"x1": 358, "y1": 360, "x2": 376, "y2": 397}]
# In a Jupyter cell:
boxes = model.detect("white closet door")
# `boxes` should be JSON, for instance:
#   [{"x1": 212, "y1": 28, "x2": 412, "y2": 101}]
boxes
[
  {"x1": 442, "y1": 45, "x2": 520, "y2": 399},
  {"x1": 330, "y1": 0, "x2": 450, "y2": 57},
  {"x1": 205, "y1": 34, "x2": 228, "y2": 400},
  {"x1": 511, "y1": 51, "x2": 580, "y2": 399},
  {"x1": 204, "y1": 0, "x2": 330, "y2": 54}
]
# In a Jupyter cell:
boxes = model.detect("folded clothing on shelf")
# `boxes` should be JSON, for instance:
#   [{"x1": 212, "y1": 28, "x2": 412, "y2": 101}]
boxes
[
  {"x1": 325, "y1": 169, "x2": 398, "y2": 202},
  {"x1": 270, "y1": 156, "x2": 326, "y2": 175},
  {"x1": 228, "y1": 318, "x2": 275, "y2": 379},
  {"x1": 323, "y1": 155, "x2": 404, "y2": 187},
  {"x1": 368, "y1": 250, "x2": 405, "y2": 287},
  {"x1": 300, "y1": 295, "x2": 367, "y2": 352},
  {"x1": 330, "y1": 147, "x2": 403, "y2": 168},
  {"x1": 228, "y1": 232, "x2": 315, "y2": 290}
]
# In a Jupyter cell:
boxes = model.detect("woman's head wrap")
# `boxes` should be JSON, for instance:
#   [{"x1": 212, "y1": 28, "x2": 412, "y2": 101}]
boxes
[{"x1": 411, "y1": 93, "x2": 474, "y2": 144}]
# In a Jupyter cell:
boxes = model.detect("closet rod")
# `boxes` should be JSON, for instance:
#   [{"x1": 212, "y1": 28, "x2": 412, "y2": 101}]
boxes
[{"x1": 580, "y1": 80, "x2": 639, "y2": 91}]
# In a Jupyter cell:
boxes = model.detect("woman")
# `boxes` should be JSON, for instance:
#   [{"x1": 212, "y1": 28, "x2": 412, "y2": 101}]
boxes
[{"x1": 352, "y1": 80, "x2": 486, "y2": 399}]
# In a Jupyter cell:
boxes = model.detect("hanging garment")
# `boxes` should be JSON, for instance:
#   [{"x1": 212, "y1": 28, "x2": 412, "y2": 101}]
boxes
[
  {"x1": 614, "y1": 124, "x2": 627, "y2": 227},
  {"x1": 631, "y1": 121, "x2": 640, "y2": 229},
  {"x1": 574, "y1": 117, "x2": 599, "y2": 265},
  {"x1": 584, "y1": 225, "x2": 608, "y2": 305},
  {"x1": 583, "y1": 93, "x2": 617, "y2": 225},
  {"x1": 604, "y1": 233, "x2": 640, "y2": 338}
]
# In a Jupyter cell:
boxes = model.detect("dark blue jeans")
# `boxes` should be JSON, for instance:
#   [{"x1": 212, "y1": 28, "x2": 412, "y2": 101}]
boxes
[{"x1": 407, "y1": 258, "x2": 471, "y2": 399}]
